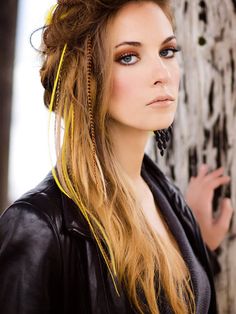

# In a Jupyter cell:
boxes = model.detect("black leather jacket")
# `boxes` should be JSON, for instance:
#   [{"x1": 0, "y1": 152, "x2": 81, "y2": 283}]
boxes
[{"x1": 0, "y1": 155, "x2": 217, "y2": 313}]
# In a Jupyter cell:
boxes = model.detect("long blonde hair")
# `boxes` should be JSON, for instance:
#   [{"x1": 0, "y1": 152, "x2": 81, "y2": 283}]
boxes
[{"x1": 40, "y1": 1, "x2": 196, "y2": 313}]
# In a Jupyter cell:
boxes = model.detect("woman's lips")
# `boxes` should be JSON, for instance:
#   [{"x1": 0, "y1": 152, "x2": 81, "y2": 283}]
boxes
[
  {"x1": 147, "y1": 95, "x2": 175, "y2": 107},
  {"x1": 147, "y1": 98, "x2": 175, "y2": 108}
]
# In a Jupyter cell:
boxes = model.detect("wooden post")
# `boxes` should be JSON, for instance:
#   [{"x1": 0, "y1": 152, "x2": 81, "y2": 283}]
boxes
[
  {"x1": 0, "y1": 0, "x2": 18, "y2": 211},
  {"x1": 151, "y1": 1, "x2": 236, "y2": 312}
]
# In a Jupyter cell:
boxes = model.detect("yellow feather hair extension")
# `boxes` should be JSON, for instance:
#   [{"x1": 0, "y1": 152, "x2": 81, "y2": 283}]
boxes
[{"x1": 45, "y1": 4, "x2": 58, "y2": 25}]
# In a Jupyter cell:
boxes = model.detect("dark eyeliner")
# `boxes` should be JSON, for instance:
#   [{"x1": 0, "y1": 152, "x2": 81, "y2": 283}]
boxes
[
  {"x1": 115, "y1": 52, "x2": 139, "y2": 65},
  {"x1": 160, "y1": 46, "x2": 181, "y2": 58}
]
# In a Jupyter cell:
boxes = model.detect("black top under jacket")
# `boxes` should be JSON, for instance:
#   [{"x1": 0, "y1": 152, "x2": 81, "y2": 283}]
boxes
[{"x1": 0, "y1": 154, "x2": 218, "y2": 313}]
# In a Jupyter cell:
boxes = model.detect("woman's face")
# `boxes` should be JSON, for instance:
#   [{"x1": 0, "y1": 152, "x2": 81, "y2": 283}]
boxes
[{"x1": 108, "y1": 1, "x2": 180, "y2": 132}]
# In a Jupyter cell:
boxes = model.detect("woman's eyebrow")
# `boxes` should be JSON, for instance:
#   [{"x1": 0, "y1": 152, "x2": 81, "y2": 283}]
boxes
[
  {"x1": 114, "y1": 35, "x2": 176, "y2": 49},
  {"x1": 114, "y1": 41, "x2": 141, "y2": 49},
  {"x1": 162, "y1": 35, "x2": 176, "y2": 44}
]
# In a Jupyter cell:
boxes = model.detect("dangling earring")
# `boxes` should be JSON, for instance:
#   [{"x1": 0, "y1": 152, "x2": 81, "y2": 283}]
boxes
[{"x1": 154, "y1": 125, "x2": 172, "y2": 156}]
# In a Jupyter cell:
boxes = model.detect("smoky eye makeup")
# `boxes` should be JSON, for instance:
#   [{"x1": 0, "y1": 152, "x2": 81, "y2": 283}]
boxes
[
  {"x1": 159, "y1": 39, "x2": 181, "y2": 55},
  {"x1": 114, "y1": 51, "x2": 140, "y2": 65},
  {"x1": 159, "y1": 45, "x2": 181, "y2": 57},
  {"x1": 113, "y1": 39, "x2": 181, "y2": 65}
]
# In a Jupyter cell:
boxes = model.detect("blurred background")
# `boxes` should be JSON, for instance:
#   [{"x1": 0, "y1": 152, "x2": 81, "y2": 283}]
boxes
[
  {"x1": 1, "y1": 0, "x2": 54, "y2": 207},
  {"x1": 0, "y1": 1, "x2": 236, "y2": 312}
]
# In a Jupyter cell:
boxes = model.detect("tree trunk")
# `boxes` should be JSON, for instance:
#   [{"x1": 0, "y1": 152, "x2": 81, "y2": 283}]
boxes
[
  {"x1": 0, "y1": 0, "x2": 18, "y2": 211},
  {"x1": 149, "y1": 1, "x2": 236, "y2": 313}
]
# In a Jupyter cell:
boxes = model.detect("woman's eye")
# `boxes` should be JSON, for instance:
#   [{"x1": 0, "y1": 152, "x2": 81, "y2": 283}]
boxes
[
  {"x1": 160, "y1": 48, "x2": 180, "y2": 58},
  {"x1": 117, "y1": 53, "x2": 139, "y2": 65}
]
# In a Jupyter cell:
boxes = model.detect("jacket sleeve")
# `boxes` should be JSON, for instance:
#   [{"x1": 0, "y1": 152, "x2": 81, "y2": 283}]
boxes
[{"x1": 0, "y1": 202, "x2": 62, "y2": 314}]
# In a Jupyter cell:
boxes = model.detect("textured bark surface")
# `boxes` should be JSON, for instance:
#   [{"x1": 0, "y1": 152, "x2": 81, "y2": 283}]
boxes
[
  {"x1": 0, "y1": 0, "x2": 18, "y2": 211},
  {"x1": 149, "y1": 1, "x2": 236, "y2": 313}
]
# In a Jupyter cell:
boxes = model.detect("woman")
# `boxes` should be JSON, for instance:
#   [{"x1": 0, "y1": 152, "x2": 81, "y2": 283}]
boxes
[{"x1": 0, "y1": 1, "x2": 233, "y2": 313}]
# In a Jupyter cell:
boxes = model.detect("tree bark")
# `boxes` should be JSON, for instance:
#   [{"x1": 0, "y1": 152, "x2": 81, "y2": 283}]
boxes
[
  {"x1": 0, "y1": 1, "x2": 18, "y2": 211},
  {"x1": 149, "y1": 1, "x2": 236, "y2": 312}
]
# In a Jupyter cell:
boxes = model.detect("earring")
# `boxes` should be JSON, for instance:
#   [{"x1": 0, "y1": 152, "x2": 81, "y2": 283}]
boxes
[{"x1": 154, "y1": 125, "x2": 172, "y2": 156}]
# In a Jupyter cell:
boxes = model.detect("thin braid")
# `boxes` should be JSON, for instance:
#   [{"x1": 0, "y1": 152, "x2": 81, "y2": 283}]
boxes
[
  {"x1": 87, "y1": 35, "x2": 98, "y2": 185},
  {"x1": 55, "y1": 75, "x2": 61, "y2": 112}
]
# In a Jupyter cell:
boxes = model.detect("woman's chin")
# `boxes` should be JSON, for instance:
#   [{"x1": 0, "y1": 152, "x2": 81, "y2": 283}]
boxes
[{"x1": 153, "y1": 120, "x2": 175, "y2": 131}]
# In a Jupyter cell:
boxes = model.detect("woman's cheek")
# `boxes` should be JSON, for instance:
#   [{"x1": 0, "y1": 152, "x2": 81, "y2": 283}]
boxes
[
  {"x1": 112, "y1": 70, "x2": 133, "y2": 101},
  {"x1": 173, "y1": 63, "x2": 180, "y2": 88}
]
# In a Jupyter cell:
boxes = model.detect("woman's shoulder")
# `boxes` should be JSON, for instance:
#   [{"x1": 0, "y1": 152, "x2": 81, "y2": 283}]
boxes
[
  {"x1": 0, "y1": 171, "x2": 93, "y2": 242},
  {"x1": 0, "y1": 173, "x2": 64, "y2": 313},
  {"x1": 0, "y1": 172, "x2": 62, "y2": 229},
  {"x1": 0, "y1": 172, "x2": 64, "y2": 249}
]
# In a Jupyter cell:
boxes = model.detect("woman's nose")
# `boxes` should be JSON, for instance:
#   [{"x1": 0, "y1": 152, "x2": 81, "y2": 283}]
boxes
[{"x1": 151, "y1": 58, "x2": 171, "y2": 85}]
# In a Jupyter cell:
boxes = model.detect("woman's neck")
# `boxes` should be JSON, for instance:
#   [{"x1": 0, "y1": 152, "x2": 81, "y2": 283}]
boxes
[{"x1": 109, "y1": 119, "x2": 150, "y2": 182}]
